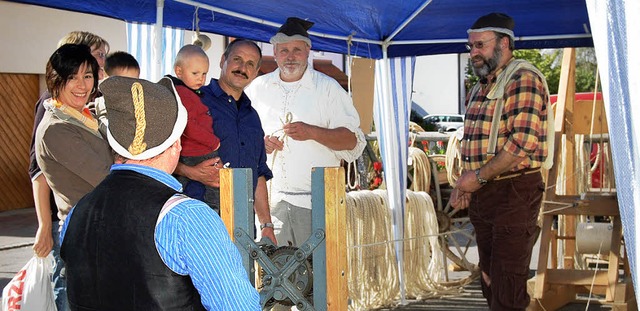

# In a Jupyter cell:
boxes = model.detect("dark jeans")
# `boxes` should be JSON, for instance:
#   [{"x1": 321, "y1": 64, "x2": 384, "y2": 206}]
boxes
[
  {"x1": 53, "y1": 225, "x2": 70, "y2": 311},
  {"x1": 177, "y1": 150, "x2": 220, "y2": 214},
  {"x1": 469, "y1": 171, "x2": 544, "y2": 311}
]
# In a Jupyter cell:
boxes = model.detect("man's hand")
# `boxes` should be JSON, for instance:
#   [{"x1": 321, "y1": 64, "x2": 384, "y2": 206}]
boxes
[
  {"x1": 283, "y1": 122, "x2": 315, "y2": 141},
  {"x1": 264, "y1": 135, "x2": 284, "y2": 154},
  {"x1": 33, "y1": 226, "x2": 53, "y2": 257},
  {"x1": 261, "y1": 228, "x2": 277, "y2": 245},
  {"x1": 455, "y1": 170, "x2": 483, "y2": 194},
  {"x1": 449, "y1": 188, "x2": 471, "y2": 210},
  {"x1": 175, "y1": 157, "x2": 221, "y2": 187}
]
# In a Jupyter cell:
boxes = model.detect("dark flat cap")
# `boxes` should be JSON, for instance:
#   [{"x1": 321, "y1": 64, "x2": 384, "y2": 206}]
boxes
[
  {"x1": 270, "y1": 17, "x2": 314, "y2": 46},
  {"x1": 468, "y1": 12, "x2": 515, "y2": 39}
]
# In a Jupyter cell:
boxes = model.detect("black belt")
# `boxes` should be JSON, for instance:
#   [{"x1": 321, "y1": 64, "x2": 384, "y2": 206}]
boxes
[{"x1": 493, "y1": 167, "x2": 541, "y2": 181}]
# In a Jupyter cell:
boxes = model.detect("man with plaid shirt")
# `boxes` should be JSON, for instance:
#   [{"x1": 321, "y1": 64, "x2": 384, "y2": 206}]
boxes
[{"x1": 450, "y1": 13, "x2": 551, "y2": 311}]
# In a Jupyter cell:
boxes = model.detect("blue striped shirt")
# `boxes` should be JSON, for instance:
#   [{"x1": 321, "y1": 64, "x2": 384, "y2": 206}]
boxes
[{"x1": 62, "y1": 164, "x2": 260, "y2": 310}]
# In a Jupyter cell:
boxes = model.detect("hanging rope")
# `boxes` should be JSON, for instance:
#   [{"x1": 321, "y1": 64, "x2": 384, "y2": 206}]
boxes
[
  {"x1": 445, "y1": 132, "x2": 463, "y2": 186},
  {"x1": 346, "y1": 189, "x2": 462, "y2": 310},
  {"x1": 346, "y1": 160, "x2": 360, "y2": 190},
  {"x1": 346, "y1": 33, "x2": 355, "y2": 96},
  {"x1": 346, "y1": 190, "x2": 398, "y2": 310},
  {"x1": 408, "y1": 146, "x2": 431, "y2": 192},
  {"x1": 267, "y1": 112, "x2": 292, "y2": 206}
]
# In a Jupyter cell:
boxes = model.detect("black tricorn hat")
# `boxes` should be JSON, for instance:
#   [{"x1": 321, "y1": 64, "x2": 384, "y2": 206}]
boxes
[
  {"x1": 270, "y1": 17, "x2": 314, "y2": 46},
  {"x1": 100, "y1": 76, "x2": 187, "y2": 160},
  {"x1": 467, "y1": 12, "x2": 515, "y2": 40}
]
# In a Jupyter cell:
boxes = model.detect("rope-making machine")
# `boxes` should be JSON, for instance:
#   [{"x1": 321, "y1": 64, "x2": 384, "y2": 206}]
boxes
[{"x1": 219, "y1": 167, "x2": 348, "y2": 311}]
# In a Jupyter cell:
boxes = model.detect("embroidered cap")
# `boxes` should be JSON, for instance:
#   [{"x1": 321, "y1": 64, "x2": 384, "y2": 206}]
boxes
[
  {"x1": 270, "y1": 17, "x2": 314, "y2": 47},
  {"x1": 99, "y1": 76, "x2": 187, "y2": 160},
  {"x1": 467, "y1": 12, "x2": 515, "y2": 40}
]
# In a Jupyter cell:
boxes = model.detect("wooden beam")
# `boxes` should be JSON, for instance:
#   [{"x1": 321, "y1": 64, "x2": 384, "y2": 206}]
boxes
[
  {"x1": 541, "y1": 194, "x2": 620, "y2": 216},
  {"x1": 323, "y1": 167, "x2": 348, "y2": 311},
  {"x1": 573, "y1": 99, "x2": 608, "y2": 135},
  {"x1": 607, "y1": 217, "x2": 623, "y2": 301},
  {"x1": 220, "y1": 168, "x2": 235, "y2": 239},
  {"x1": 528, "y1": 282, "x2": 576, "y2": 311},
  {"x1": 534, "y1": 214, "x2": 554, "y2": 298},
  {"x1": 545, "y1": 269, "x2": 609, "y2": 286}
]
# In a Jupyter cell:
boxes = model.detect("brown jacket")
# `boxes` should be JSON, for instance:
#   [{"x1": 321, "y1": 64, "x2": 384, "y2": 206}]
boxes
[{"x1": 35, "y1": 104, "x2": 112, "y2": 224}]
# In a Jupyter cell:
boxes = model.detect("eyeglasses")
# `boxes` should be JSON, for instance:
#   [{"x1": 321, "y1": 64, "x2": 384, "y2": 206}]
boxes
[{"x1": 465, "y1": 37, "x2": 497, "y2": 51}]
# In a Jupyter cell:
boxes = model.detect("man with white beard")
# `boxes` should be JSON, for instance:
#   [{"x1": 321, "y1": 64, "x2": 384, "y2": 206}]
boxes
[{"x1": 246, "y1": 17, "x2": 366, "y2": 249}]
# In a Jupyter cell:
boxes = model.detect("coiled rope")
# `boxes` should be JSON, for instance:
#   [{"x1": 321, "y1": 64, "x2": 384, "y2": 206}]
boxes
[
  {"x1": 408, "y1": 146, "x2": 431, "y2": 192},
  {"x1": 346, "y1": 190, "x2": 461, "y2": 310},
  {"x1": 444, "y1": 131, "x2": 463, "y2": 186}
]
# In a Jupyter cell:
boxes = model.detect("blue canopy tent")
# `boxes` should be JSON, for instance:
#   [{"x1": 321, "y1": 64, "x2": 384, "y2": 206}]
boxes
[
  {"x1": 10, "y1": 0, "x2": 638, "y2": 306},
  {"x1": 9, "y1": 0, "x2": 594, "y2": 58}
]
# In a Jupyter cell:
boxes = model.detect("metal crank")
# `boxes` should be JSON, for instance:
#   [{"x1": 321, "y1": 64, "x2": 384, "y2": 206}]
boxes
[{"x1": 234, "y1": 227, "x2": 325, "y2": 310}]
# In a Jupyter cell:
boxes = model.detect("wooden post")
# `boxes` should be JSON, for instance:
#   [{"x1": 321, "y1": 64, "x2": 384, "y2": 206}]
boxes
[
  {"x1": 556, "y1": 48, "x2": 578, "y2": 269},
  {"x1": 534, "y1": 214, "x2": 554, "y2": 298},
  {"x1": 220, "y1": 168, "x2": 235, "y2": 239},
  {"x1": 606, "y1": 216, "x2": 623, "y2": 301},
  {"x1": 312, "y1": 167, "x2": 348, "y2": 311},
  {"x1": 219, "y1": 168, "x2": 254, "y2": 282}
]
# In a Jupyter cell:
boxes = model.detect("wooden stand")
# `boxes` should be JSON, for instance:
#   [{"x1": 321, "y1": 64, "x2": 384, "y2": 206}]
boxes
[
  {"x1": 220, "y1": 167, "x2": 348, "y2": 311},
  {"x1": 527, "y1": 48, "x2": 635, "y2": 311}
]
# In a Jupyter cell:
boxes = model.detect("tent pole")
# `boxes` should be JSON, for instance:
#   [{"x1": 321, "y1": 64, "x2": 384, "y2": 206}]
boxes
[
  {"x1": 380, "y1": 43, "x2": 407, "y2": 306},
  {"x1": 154, "y1": 0, "x2": 164, "y2": 81},
  {"x1": 386, "y1": 0, "x2": 433, "y2": 43}
]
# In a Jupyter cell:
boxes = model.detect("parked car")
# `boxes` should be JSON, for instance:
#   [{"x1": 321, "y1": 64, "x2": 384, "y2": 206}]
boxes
[{"x1": 423, "y1": 114, "x2": 464, "y2": 132}]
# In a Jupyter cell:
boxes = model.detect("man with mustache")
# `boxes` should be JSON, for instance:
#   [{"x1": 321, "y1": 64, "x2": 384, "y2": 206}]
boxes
[
  {"x1": 246, "y1": 17, "x2": 366, "y2": 250},
  {"x1": 175, "y1": 39, "x2": 277, "y2": 244},
  {"x1": 450, "y1": 13, "x2": 552, "y2": 311}
]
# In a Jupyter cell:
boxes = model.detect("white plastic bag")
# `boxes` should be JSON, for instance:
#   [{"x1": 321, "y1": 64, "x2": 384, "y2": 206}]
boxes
[{"x1": 1, "y1": 255, "x2": 57, "y2": 311}]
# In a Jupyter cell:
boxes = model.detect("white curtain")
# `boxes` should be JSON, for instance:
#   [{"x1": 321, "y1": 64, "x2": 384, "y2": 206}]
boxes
[
  {"x1": 586, "y1": 0, "x2": 640, "y2": 301},
  {"x1": 126, "y1": 22, "x2": 184, "y2": 81},
  {"x1": 373, "y1": 56, "x2": 416, "y2": 303}
]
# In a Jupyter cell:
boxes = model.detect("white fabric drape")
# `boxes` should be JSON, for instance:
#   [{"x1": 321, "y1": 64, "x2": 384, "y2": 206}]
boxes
[
  {"x1": 126, "y1": 22, "x2": 184, "y2": 81},
  {"x1": 586, "y1": 0, "x2": 640, "y2": 301},
  {"x1": 373, "y1": 56, "x2": 416, "y2": 303}
]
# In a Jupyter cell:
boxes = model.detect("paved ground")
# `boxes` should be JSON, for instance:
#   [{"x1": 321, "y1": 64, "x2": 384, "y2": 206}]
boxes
[
  {"x1": 0, "y1": 208, "x2": 617, "y2": 310},
  {"x1": 0, "y1": 208, "x2": 38, "y2": 290}
]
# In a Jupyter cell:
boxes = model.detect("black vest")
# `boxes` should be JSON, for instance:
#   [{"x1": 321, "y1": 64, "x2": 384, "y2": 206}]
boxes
[{"x1": 61, "y1": 170, "x2": 205, "y2": 311}]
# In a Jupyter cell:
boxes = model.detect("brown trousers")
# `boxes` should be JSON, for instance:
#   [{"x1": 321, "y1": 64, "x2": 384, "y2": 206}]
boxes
[{"x1": 469, "y1": 171, "x2": 545, "y2": 311}]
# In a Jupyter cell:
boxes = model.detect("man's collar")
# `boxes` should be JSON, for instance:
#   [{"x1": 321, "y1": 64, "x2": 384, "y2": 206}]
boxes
[{"x1": 208, "y1": 78, "x2": 248, "y2": 102}]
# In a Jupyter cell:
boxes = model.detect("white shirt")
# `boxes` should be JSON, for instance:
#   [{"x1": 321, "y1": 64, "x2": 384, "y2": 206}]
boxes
[{"x1": 246, "y1": 66, "x2": 366, "y2": 208}]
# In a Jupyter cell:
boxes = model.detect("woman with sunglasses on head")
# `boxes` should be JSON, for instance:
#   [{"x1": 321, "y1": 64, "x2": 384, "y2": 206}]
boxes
[
  {"x1": 35, "y1": 44, "x2": 112, "y2": 226},
  {"x1": 30, "y1": 32, "x2": 110, "y2": 311},
  {"x1": 33, "y1": 43, "x2": 113, "y2": 311}
]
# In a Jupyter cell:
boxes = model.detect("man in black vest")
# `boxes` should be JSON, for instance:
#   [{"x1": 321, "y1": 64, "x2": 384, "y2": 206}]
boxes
[{"x1": 60, "y1": 76, "x2": 260, "y2": 310}]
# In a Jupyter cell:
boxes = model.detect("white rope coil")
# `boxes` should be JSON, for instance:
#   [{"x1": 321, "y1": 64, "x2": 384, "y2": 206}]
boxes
[
  {"x1": 444, "y1": 132, "x2": 463, "y2": 186},
  {"x1": 346, "y1": 189, "x2": 460, "y2": 310},
  {"x1": 408, "y1": 147, "x2": 431, "y2": 192}
]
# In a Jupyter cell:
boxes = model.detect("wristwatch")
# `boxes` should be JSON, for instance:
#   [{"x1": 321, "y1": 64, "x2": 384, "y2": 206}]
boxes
[
  {"x1": 475, "y1": 169, "x2": 488, "y2": 186},
  {"x1": 260, "y1": 222, "x2": 274, "y2": 230}
]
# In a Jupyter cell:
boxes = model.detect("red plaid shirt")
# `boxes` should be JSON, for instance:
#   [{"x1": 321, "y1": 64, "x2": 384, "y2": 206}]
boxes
[{"x1": 461, "y1": 59, "x2": 549, "y2": 171}]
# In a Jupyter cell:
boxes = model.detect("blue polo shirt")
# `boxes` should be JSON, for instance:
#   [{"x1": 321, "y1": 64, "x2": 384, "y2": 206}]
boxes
[{"x1": 199, "y1": 78, "x2": 272, "y2": 192}]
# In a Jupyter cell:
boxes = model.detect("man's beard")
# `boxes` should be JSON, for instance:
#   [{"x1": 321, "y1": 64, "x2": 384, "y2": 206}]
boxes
[
  {"x1": 280, "y1": 61, "x2": 307, "y2": 79},
  {"x1": 472, "y1": 46, "x2": 502, "y2": 79}
]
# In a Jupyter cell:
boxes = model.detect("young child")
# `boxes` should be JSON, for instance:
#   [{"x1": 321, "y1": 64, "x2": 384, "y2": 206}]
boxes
[
  {"x1": 169, "y1": 45, "x2": 221, "y2": 212},
  {"x1": 105, "y1": 51, "x2": 140, "y2": 78},
  {"x1": 94, "y1": 52, "x2": 141, "y2": 132}
]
